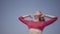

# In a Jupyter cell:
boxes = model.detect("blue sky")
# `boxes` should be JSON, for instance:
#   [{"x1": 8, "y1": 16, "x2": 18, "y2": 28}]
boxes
[{"x1": 0, "y1": 0, "x2": 60, "y2": 34}]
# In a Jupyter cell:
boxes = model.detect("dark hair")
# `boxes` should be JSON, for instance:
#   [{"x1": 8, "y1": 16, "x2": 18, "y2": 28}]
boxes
[
  {"x1": 34, "y1": 15, "x2": 45, "y2": 21},
  {"x1": 39, "y1": 17, "x2": 45, "y2": 21}
]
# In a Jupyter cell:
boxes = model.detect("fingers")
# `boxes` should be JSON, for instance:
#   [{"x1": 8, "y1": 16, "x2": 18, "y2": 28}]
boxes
[{"x1": 27, "y1": 14, "x2": 33, "y2": 18}]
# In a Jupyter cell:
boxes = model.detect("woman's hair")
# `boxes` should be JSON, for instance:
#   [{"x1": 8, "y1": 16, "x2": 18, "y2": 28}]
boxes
[
  {"x1": 34, "y1": 11, "x2": 45, "y2": 21},
  {"x1": 39, "y1": 17, "x2": 45, "y2": 21},
  {"x1": 34, "y1": 15, "x2": 45, "y2": 21}
]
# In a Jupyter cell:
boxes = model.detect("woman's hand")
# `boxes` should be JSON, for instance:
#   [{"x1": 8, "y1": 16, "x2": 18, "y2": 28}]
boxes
[
  {"x1": 22, "y1": 14, "x2": 33, "y2": 18},
  {"x1": 28, "y1": 14, "x2": 33, "y2": 18},
  {"x1": 42, "y1": 14, "x2": 57, "y2": 18},
  {"x1": 40, "y1": 13, "x2": 45, "y2": 17}
]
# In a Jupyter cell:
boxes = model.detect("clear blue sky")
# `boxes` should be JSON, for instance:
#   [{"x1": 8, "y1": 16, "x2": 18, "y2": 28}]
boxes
[{"x1": 0, "y1": 0, "x2": 60, "y2": 34}]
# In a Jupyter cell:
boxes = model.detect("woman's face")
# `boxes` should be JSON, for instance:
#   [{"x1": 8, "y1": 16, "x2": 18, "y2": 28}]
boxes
[
  {"x1": 34, "y1": 11, "x2": 45, "y2": 21},
  {"x1": 34, "y1": 11, "x2": 42, "y2": 16},
  {"x1": 34, "y1": 11, "x2": 42, "y2": 20}
]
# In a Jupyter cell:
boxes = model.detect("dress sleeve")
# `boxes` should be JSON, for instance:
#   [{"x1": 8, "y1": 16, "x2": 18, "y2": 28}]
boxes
[
  {"x1": 18, "y1": 16, "x2": 30, "y2": 25},
  {"x1": 43, "y1": 17, "x2": 58, "y2": 26}
]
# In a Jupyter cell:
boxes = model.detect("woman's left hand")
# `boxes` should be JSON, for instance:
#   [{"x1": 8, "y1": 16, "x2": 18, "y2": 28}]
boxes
[{"x1": 41, "y1": 14, "x2": 45, "y2": 17}]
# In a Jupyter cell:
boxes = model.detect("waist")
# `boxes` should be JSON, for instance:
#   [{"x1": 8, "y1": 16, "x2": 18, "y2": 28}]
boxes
[
  {"x1": 29, "y1": 28, "x2": 42, "y2": 32},
  {"x1": 29, "y1": 28, "x2": 42, "y2": 34},
  {"x1": 28, "y1": 27, "x2": 44, "y2": 31}
]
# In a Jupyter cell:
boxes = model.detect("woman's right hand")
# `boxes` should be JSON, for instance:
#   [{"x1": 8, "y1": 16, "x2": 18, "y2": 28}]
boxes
[
  {"x1": 28, "y1": 14, "x2": 33, "y2": 18},
  {"x1": 22, "y1": 13, "x2": 33, "y2": 18}
]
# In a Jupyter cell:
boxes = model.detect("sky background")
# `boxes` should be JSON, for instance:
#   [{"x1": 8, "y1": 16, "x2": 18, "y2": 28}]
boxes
[{"x1": 0, "y1": 0, "x2": 60, "y2": 34}]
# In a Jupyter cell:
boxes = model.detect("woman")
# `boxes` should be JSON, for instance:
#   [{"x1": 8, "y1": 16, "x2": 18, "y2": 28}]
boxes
[{"x1": 18, "y1": 10, "x2": 58, "y2": 34}]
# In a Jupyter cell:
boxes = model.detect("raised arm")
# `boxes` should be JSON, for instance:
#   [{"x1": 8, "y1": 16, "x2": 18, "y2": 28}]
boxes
[
  {"x1": 42, "y1": 14, "x2": 58, "y2": 26},
  {"x1": 18, "y1": 14, "x2": 32, "y2": 25}
]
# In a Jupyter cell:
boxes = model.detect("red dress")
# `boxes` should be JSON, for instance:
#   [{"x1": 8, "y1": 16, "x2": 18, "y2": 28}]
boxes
[{"x1": 18, "y1": 16, "x2": 57, "y2": 31}]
